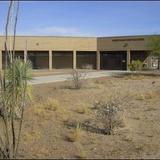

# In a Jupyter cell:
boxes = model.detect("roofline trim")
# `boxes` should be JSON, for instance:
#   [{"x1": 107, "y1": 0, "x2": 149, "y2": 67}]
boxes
[{"x1": 0, "y1": 34, "x2": 159, "y2": 39}]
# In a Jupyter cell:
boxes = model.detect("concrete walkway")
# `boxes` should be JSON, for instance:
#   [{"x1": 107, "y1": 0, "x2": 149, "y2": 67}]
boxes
[{"x1": 30, "y1": 70, "x2": 131, "y2": 85}]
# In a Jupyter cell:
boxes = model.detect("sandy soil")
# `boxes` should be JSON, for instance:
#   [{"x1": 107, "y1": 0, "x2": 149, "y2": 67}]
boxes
[{"x1": 17, "y1": 74, "x2": 160, "y2": 159}]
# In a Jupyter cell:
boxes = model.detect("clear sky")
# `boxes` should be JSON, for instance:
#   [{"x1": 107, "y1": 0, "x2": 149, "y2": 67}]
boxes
[{"x1": 0, "y1": 1, "x2": 160, "y2": 37}]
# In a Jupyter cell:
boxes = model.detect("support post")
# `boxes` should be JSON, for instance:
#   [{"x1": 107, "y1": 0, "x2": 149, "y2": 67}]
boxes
[
  {"x1": 0, "y1": 50, "x2": 2, "y2": 70},
  {"x1": 24, "y1": 40, "x2": 27, "y2": 63},
  {"x1": 127, "y1": 50, "x2": 131, "y2": 70},
  {"x1": 73, "y1": 50, "x2": 76, "y2": 69},
  {"x1": 24, "y1": 50, "x2": 27, "y2": 63},
  {"x1": 49, "y1": 50, "x2": 52, "y2": 70},
  {"x1": 96, "y1": 50, "x2": 100, "y2": 70}
]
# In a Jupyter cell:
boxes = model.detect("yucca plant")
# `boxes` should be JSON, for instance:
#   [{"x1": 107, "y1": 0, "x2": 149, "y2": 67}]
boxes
[
  {"x1": 0, "y1": 1, "x2": 33, "y2": 159},
  {"x1": 0, "y1": 59, "x2": 32, "y2": 159},
  {"x1": 4, "y1": 58, "x2": 32, "y2": 118}
]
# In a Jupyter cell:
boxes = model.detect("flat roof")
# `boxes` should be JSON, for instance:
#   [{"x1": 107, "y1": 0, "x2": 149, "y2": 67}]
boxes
[{"x1": 0, "y1": 34, "x2": 159, "y2": 39}]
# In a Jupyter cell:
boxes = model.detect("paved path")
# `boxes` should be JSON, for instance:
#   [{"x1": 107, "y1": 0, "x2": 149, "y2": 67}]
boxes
[{"x1": 30, "y1": 70, "x2": 131, "y2": 85}]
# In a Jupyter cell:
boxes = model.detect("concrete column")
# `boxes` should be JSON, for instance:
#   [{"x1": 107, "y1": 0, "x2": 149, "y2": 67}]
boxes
[
  {"x1": 127, "y1": 50, "x2": 131, "y2": 70},
  {"x1": 73, "y1": 50, "x2": 76, "y2": 69},
  {"x1": 49, "y1": 50, "x2": 52, "y2": 70},
  {"x1": 24, "y1": 50, "x2": 27, "y2": 63},
  {"x1": 96, "y1": 50, "x2": 100, "y2": 70},
  {"x1": 24, "y1": 40, "x2": 28, "y2": 63},
  {"x1": 0, "y1": 50, "x2": 2, "y2": 70}
]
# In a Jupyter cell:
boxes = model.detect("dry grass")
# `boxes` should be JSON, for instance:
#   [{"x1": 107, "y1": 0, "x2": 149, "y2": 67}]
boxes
[
  {"x1": 144, "y1": 91, "x2": 155, "y2": 99},
  {"x1": 29, "y1": 98, "x2": 60, "y2": 121},
  {"x1": 75, "y1": 143, "x2": 87, "y2": 158},
  {"x1": 44, "y1": 98, "x2": 59, "y2": 111},
  {"x1": 75, "y1": 103, "x2": 90, "y2": 114},
  {"x1": 33, "y1": 104, "x2": 50, "y2": 118},
  {"x1": 135, "y1": 93, "x2": 146, "y2": 100},
  {"x1": 67, "y1": 123, "x2": 82, "y2": 142},
  {"x1": 135, "y1": 91, "x2": 155, "y2": 101},
  {"x1": 16, "y1": 75, "x2": 160, "y2": 159},
  {"x1": 23, "y1": 130, "x2": 41, "y2": 142}
]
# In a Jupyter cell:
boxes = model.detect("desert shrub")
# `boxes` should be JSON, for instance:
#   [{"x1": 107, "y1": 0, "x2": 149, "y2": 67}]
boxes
[
  {"x1": 94, "y1": 100, "x2": 123, "y2": 135},
  {"x1": 70, "y1": 69, "x2": 86, "y2": 89},
  {"x1": 128, "y1": 60, "x2": 143, "y2": 71}
]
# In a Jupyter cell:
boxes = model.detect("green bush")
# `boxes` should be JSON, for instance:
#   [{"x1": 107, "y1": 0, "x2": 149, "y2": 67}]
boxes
[{"x1": 128, "y1": 60, "x2": 143, "y2": 71}]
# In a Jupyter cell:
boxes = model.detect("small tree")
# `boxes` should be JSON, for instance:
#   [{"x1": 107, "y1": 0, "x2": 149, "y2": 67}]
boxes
[{"x1": 147, "y1": 35, "x2": 160, "y2": 69}]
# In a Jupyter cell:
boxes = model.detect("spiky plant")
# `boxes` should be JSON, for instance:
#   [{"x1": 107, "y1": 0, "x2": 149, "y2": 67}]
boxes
[
  {"x1": 4, "y1": 58, "x2": 32, "y2": 117},
  {"x1": 0, "y1": 1, "x2": 33, "y2": 159},
  {"x1": 0, "y1": 58, "x2": 32, "y2": 159}
]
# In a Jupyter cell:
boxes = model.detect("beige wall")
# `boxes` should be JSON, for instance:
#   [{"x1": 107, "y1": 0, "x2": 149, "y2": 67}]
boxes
[
  {"x1": 97, "y1": 35, "x2": 150, "y2": 51},
  {"x1": 0, "y1": 36, "x2": 97, "y2": 51},
  {"x1": 0, "y1": 35, "x2": 154, "y2": 70},
  {"x1": 0, "y1": 35, "x2": 152, "y2": 52}
]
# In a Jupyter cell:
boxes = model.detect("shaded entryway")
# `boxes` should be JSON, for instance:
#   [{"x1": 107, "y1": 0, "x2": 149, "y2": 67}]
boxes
[
  {"x1": 76, "y1": 51, "x2": 96, "y2": 69},
  {"x1": 100, "y1": 51, "x2": 127, "y2": 70},
  {"x1": 2, "y1": 50, "x2": 24, "y2": 69},
  {"x1": 52, "y1": 51, "x2": 73, "y2": 69},
  {"x1": 27, "y1": 51, "x2": 49, "y2": 69},
  {"x1": 130, "y1": 51, "x2": 149, "y2": 62}
]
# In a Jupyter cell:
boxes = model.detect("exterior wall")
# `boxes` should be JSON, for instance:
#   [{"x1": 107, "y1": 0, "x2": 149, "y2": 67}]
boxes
[
  {"x1": 97, "y1": 35, "x2": 149, "y2": 51},
  {"x1": 0, "y1": 36, "x2": 97, "y2": 51},
  {"x1": 0, "y1": 35, "x2": 156, "y2": 70}
]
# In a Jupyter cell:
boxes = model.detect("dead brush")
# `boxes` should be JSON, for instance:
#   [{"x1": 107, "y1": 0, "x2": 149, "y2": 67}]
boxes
[
  {"x1": 94, "y1": 97, "x2": 124, "y2": 135},
  {"x1": 70, "y1": 69, "x2": 86, "y2": 89}
]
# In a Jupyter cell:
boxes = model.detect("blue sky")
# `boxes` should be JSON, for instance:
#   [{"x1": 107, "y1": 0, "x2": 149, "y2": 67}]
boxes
[{"x1": 0, "y1": 1, "x2": 160, "y2": 37}]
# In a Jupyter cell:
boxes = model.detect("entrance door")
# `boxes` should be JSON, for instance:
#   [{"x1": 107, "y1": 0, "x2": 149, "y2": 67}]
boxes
[{"x1": 100, "y1": 51, "x2": 127, "y2": 70}]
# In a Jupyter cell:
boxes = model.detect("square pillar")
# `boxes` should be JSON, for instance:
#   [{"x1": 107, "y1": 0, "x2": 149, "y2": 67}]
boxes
[
  {"x1": 24, "y1": 40, "x2": 28, "y2": 63},
  {"x1": 73, "y1": 50, "x2": 76, "y2": 69},
  {"x1": 49, "y1": 50, "x2": 52, "y2": 70},
  {"x1": 127, "y1": 50, "x2": 131, "y2": 70},
  {"x1": 24, "y1": 50, "x2": 27, "y2": 63},
  {"x1": 0, "y1": 50, "x2": 2, "y2": 70},
  {"x1": 96, "y1": 50, "x2": 100, "y2": 70}
]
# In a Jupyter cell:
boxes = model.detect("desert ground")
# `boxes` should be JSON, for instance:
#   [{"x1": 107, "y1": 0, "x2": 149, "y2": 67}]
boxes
[{"x1": 18, "y1": 74, "x2": 160, "y2": 159}]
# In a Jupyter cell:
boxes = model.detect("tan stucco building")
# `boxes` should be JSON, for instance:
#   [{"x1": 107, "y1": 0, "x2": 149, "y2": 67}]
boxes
[{"x1": 0, "y1": 35, "x2": 156, "y2": 70}]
